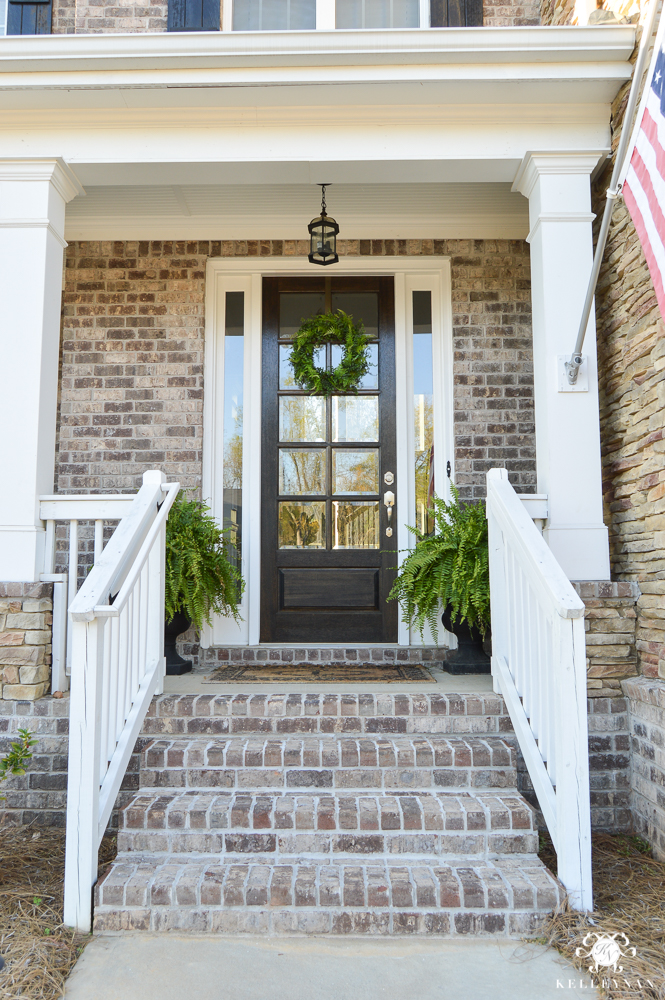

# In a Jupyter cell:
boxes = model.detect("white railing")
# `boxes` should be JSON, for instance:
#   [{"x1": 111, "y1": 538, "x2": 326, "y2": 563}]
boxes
[
  {"x1": 62, "y1": 470, "x2": 179, "y2": 932},
  {"x1": 486, "y1": 468, "x2": 592, "y2": 911},
  {"x1": 40, "y1": 493, "x2": 135, "y2": 693}
]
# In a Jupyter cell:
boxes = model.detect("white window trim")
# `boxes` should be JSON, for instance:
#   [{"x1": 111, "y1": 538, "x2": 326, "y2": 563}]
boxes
[{"x1": 202, "y1": 256, "x2": 453, "y2": 648}]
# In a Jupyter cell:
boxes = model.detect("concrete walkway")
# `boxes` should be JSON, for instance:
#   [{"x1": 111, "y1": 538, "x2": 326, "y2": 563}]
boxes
[{"x1": 64, "y1": 935, "x2": 597, "y2": 1000}]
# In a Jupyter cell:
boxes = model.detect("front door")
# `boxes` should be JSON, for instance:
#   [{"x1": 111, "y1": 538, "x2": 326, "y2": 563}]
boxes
[{"x1": 260, "y1": 276, "x2": 398, "y2": 643}]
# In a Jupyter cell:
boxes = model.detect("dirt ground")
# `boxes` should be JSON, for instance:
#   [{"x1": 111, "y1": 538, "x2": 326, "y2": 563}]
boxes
[
  {"x1": 0, "y1": 826, "x2": 663, "y2": 999},
  {"x1": 540, "y1": 832, "x2": 665, "y2": 999},
  {"x1": 0, "y1": 826, "x2": 116, "y2": 999}
]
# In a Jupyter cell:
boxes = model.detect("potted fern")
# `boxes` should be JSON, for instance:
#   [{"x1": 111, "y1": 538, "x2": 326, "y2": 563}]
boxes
[
  {"x1": 164, "y1": 493, "x2": 244, "y2": 674},
  {"x1": 388, "y1": 487, "x2": 491, "y2": 674}
]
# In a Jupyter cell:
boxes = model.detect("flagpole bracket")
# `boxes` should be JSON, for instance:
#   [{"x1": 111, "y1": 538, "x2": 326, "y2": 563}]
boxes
[{"x1": 561, "y1": 354, "x2": 588, "y2": 392}]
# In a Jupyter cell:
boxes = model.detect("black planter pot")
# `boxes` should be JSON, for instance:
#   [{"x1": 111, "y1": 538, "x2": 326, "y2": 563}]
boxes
[
  {"x1": 441, "y1": 607, "x2": 491, "y2": 675},
  {"x1": 164, "y1": 611, "x2": 193, "y2": 675}
]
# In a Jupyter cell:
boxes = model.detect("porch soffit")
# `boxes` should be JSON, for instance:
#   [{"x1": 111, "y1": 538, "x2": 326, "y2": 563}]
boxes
[{"x1": 63, "y1": 181, "x2": 531, "y2": 241}]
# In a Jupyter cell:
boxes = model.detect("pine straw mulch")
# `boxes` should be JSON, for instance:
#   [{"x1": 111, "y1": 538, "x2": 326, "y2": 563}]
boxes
[
  {"x1": 538, "y1": 832, "x2": 665, "y2": 999},
  {"x1": 0, "y1": 825, "x2": 117, "y2": 999}
]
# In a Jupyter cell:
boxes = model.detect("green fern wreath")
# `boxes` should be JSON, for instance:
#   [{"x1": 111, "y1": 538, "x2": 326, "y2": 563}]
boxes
[{"x1": 290, "y1": 310, "x2": 370, "y2": 396}]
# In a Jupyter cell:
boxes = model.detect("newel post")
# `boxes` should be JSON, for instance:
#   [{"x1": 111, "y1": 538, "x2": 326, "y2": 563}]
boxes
[
  {"x1": 63, "y1": 617, "x2": 104, "y2": 932},
  {"x1": 486, "y1": 468, "x2": 509, "y2": 696}
]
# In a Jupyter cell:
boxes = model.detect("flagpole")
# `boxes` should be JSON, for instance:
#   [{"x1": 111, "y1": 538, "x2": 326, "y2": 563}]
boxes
[{"x1": 564, "y1": 0, "x2": 663, "y2": 386}]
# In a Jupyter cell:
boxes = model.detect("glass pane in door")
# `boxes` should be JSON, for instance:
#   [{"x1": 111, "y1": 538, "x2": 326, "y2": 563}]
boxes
[
  {"x1": 279, "y1": 501, "x2": 326, "y2": 548},
  {"x1": 332, "y1": 396, "x2": 379, "y2": 442},
  {"x1": 333, "y1": 501, "x2": 380, "y2": 549},
  {"x1": 280, "y1": 397, "x2": 326, "y2": 441},
  {"x1": 279, "y1": 449, "x2": 326, "y2": 494},
  {"x1": 332, "y1": 449, "x2": 379, "y2": 494}
]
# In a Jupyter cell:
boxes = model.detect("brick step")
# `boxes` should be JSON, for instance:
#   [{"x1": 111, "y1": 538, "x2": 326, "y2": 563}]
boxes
[
  {"x1": 117, "y1": 789, "x2": 537, "y2": 858},
  {"x1": 142, "y1": 691, "x2": 511, "y2": 737},
  {"x1": 94, "y1": 855, "x2": 561, "y2": 936},
  {"x1": 139, "y1": 735, "x2": 518, "y2": 791}
]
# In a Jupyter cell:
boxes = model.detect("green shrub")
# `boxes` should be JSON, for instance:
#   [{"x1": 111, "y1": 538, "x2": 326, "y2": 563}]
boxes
[
  {"x1": 388, "y1": 486, "x2": 490, "y2": 643},
  {"x1": 165, "y1": 492, "x2": 245, "y2": 630},
  {"x1": 0, "y1": 729, "x2": 37, "y2": 800}
]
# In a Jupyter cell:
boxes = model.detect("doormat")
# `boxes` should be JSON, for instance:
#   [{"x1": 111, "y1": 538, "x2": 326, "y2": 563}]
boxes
[{"x1": 203, "y1": 662, "x2": 435, "y2": 683}]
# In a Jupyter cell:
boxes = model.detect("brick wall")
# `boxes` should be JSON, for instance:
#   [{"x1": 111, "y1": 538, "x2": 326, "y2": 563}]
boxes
[
  {"x1": 58, "y1": 238, "x2": 536, "y2": 504},
  {"x1": 0, "y1": 584, "x2": 53, "y2": 702},
  {"x1": 623, "y1": 676, "x2": 665, "y2": 858},
  {"x1": 0, "y1": 696, "x2": 69, "y2": 827},
  {"x1": 52, "y1": 0, "x2": 168, "y2": 33},
  {"x1": 484, "y1": 0, "x2": 540, "y2": 25},
  {"x1": 0, "y1": 694, "x2": 144, "y2": 829}
]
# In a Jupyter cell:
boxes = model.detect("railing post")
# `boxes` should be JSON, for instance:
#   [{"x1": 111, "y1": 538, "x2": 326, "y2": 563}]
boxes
[
  {"x1": 554, "y1": 615, "x2": 593, "y2": 910},
  {"x1": 50, "y1": 578, "x2": 68, "y2": 693},
  {"x1": 63, "y1": 618, "x2": 104, "y2": 933},
  {"x1": 487, "y1": 469, "x2": 509, "y2": 696},
  {"x1": 146, "y1": 471, "x2": 167, "y2": 695}
]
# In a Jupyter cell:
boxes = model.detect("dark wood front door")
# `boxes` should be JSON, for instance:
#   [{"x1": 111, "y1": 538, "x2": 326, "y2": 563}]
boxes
[{"x1": 260, "y1": 275, "x2": 398, "y2": 644}]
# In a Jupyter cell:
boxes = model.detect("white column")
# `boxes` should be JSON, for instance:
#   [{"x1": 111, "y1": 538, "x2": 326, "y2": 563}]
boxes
[
  {"x1": 513, "y1": 152, "x2": 610, "y2": 581},
  {"x1": 0, "y1": 159, "x2": 84, "y2": 582}
]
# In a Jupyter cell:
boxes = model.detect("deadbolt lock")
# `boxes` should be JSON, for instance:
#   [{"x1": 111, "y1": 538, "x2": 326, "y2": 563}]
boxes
[{"x1": 384, "y1": 472, "x2": 394, "y2": 485}]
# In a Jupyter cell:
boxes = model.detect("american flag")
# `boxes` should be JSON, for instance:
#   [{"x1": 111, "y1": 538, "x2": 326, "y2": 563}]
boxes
[{"x1": 621, "y1": 16, "x2": 665, "y2": 315}]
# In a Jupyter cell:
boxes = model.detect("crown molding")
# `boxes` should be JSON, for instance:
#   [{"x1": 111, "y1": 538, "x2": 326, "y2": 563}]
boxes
[
  {"x1": 0, "y1": 157, "x2": 84, "y2": 202},
  {"x1": 0, "y1": 27, "x2": 635, "y2": 92},
  {"x1": 512, "y1": 150, "x2": 609, "y2": 198}
]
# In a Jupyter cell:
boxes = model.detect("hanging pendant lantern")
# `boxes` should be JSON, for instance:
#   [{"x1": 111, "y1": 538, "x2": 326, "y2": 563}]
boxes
[{"x1": 308, "y1": 184, "x2": 339, "y2": 266}]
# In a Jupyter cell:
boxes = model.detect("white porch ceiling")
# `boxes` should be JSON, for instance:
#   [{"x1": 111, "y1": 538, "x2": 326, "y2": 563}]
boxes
[{"x1": 64, "y1": 181, "x2": 529, "y2": 240}]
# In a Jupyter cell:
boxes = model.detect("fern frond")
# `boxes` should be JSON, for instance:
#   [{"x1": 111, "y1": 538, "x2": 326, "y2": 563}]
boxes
[
  {"x1": 388, "y1": 487, "x2": 490, "y2": 644},
  {"x1": 165, "y1": 492, "x2": 245, "y2": 632}
]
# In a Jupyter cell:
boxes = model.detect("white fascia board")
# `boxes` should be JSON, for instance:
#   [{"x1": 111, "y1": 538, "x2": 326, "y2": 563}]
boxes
[{"x1": 0, "y1": 26, "x2": 635, "y2": 91}]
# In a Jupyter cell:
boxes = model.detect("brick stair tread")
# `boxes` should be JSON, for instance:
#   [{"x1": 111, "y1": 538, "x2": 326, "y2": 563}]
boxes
[
  {"x1": 142, "y1": 692, "x2": 512, "y2": 737},
  {"x1": 138, "y1": 734, "x2": 517, "y2": 790},
  {"x1": 118, "y1": 788, "x2": 537, "y2": 857},
  {"x1": 121, "y1": 788, "x2": 534, "y2": 834},
  {"x1": 94, "y1": 855, "x2": 562, "y2": 936}
]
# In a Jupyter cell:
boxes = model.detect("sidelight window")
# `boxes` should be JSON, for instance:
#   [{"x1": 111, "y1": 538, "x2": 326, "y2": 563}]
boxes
[
  {"x1": 223, "y1": 292, "x2": 245, "y2": 581},
  {"x1": 413, "y1": 290, "x2": 434, "y2": 536}
]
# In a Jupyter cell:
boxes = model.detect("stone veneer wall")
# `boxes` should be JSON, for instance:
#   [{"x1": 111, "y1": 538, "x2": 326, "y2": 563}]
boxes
[
  {"x1": 57, "y1": 239, "x2": 536, "y2": 508},
  {"x1": 50, "y1": 0, "x2": 538, "y2": 34},
  {"x1": 0, "y1": 584, "x2": 53, "y2": 702},
  {"x1": 573, "y1": 581, "x2": 640, "y2": 697},
  {"x1": 539, "y1": 4, "x2": 665, "y2": 682}
]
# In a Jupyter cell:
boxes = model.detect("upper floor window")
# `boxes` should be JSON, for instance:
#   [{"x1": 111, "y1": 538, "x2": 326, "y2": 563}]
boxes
[
  {"x1": 233, "y1": 0, "x2": 315, "y2": 30},
  {"x1": 0, "y1": 0, "x2": 481, "y2": 33},
  {"x1": 170, "y1": 0, "x2": 482, "y2": 29},
  {"x1": 168, "y1": 0, "x2": 221, "y2": 30}
]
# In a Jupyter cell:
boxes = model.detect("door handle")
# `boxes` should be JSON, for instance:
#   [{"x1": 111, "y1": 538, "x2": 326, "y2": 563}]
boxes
[{"x1": 383, "y1": 491, "x2": 395, "y2": 537}]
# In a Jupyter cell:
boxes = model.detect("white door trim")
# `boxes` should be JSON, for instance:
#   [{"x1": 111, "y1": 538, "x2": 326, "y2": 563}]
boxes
[{"x1": 202, "y1": 256, "x2": 453, "y2": 647}]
